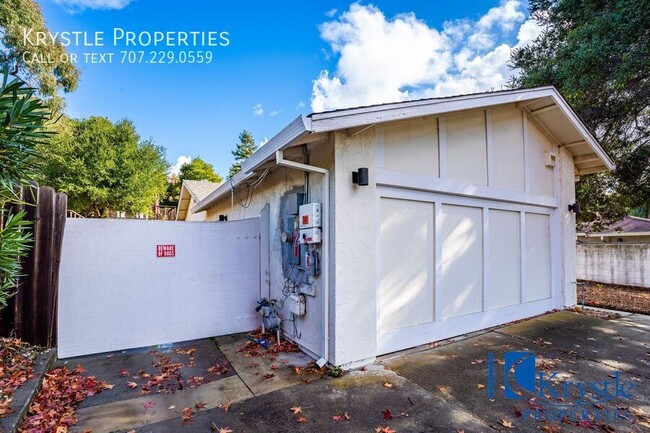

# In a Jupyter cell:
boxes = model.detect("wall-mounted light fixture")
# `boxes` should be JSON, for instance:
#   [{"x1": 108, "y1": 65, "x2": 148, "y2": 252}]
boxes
[
  {"x1": 352, "y1": 167, "x2": 369, "y2": 186},
  {"x1": 219, "y1": 215, "x2": 228, "y2": 221},
  {"x1": 568, "y1": 203, "x2": 580, "y2": 213}
]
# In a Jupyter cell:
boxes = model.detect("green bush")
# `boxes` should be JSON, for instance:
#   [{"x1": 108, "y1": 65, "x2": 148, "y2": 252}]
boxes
[{"x1": 0, "y1": 70, "x2": 51, "y2": 308}]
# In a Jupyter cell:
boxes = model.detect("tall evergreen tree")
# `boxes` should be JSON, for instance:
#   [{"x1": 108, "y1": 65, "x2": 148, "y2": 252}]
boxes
[{"x1": 229, "y1": 130, "x2": 257, "y2": 178}]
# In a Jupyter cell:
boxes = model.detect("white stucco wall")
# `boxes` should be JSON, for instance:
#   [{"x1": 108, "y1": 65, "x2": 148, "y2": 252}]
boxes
[
  {"x1": 577, "y1": 243, "x2": 650, "y2": 287},
  {"x1": 205, "y1": 143, "x2": 333, "y2": 360},
  {"x1": 558, "y1": 147, "x2": 577, "y2": 306},
  {"x1": 331, "y1": 129, "x2": 378, "y2": 367}
]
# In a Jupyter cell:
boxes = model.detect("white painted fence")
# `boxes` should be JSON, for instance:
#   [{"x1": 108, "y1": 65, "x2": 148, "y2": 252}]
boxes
[
  {"x1": 576, "y1": 243, "x2": 650, "y2": 288},
  {"x1": 58, "y1": 218, "x2": 260, "y2": 358}
]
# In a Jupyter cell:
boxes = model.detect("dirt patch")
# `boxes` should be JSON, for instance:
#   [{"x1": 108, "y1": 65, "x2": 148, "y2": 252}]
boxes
[{"x1": 577, "y1": 280, "x2": 650, "y2": 314}]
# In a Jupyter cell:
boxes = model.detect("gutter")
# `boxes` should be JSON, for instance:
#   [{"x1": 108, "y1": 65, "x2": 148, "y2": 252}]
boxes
[{"x1": 275, "y1": 149, "x2": 330, "y2": 368}]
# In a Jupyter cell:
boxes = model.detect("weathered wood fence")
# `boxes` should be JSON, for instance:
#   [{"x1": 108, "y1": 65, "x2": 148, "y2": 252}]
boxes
[{"x1": 0, "y1": 184, "x2": 67, "y2": 347}]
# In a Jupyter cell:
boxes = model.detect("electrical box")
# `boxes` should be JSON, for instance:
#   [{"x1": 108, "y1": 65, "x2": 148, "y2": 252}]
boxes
[
  {"x1": 286, "y1": 294, "x2": 306, "y2": 316},
  {"x1": 300, "y1": 227, "x2": 322, "y2": 244},
  {"x1": 299, "y1": 203, "x2": 321, "y2": 229},
  {"x1": 545, "y1": 151, "x2": 557, "y2": 168},
  {"x1": 287, "y1": 193, "x2": 305, "y2": 215}
]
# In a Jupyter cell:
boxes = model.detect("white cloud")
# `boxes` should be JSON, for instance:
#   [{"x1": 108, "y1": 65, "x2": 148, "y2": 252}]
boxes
[
  {"x1": 259, "y1": 137, "x2": 269, "y2": 146},
  {"x1": 325, "y1": 8, "x2": 338, "y2": 18},
  {"x1": 169, "y1": 155, "x2": 191, "y2": 176},
  {"x1": 269, "y1": 110, "x2": 280, "y2": 117},
  {"x1": 53, "y1": 0, "x2": 132, "y2": 10},
  {"x1": 253, "y1": 103, "x2": 264, "y2": 116},
  {"x1": 311, "y1": 1, "x2": 541, "y2": 112},
  {"x1": 296, "y1": 102, "x2": 306, "y2": 110}
]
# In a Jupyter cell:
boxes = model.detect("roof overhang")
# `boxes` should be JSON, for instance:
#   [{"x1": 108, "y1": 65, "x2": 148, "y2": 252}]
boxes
[
  {"x1": 577, "y1": 231, "x2": 650, "y2": 238},
  {"x1": 193, "y1": 86, "x2": 614, "y2": 213},
  {"x1": 176, "y1": 183, "x2": 194, "y2": 220}
]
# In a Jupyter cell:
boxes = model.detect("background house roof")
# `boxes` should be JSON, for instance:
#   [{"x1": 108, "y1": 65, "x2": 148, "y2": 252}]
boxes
[
  {"x1": 176, "y1": 179, "x2": 220, "y2": 220},
  {"x1": 578, "y1": 216, "x2": 650, "y2": 237},
  {"x1": 182, "y1": 179, "x2": 221, "y2": 202}
]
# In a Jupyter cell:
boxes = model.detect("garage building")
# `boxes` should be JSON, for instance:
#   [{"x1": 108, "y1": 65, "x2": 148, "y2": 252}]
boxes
[{"x1": 193, "y1": 87, "x2": 613, "y2": 368}]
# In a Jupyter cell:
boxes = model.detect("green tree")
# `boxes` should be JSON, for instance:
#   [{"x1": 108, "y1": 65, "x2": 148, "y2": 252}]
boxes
[
  {"x1": 0, "y1": 71, "x2": 51, "y2": 307},
  {"x1": 39, "y1": 116, "x2": 168, "y2": 217},
  {"x1": 0, "y1": 0, "x2": 80, "y2": 111},
  {"x1": 229, "y1": 130, "x2": 257, "y2": 178},
  {"x1": 510, "y1": 0, "x2": 650, "y2": 228},
  {"x1": 179, "y1": 157, "x2": 222, "y2": 183}
]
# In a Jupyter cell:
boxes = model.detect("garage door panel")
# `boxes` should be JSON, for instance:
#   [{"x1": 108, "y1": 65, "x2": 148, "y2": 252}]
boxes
[
  {"x1": 440, "y1": 204, "x2": 483, "y2": 319},
  {"x1": 380, "y1": 198, "x2": 434, "y2": 333},
  {"x1": 487, "y1": 209, "x2": 521, "y2": 310},
  {"x1": 525, "y1": 213, "x2": 552, "y2": 302}
]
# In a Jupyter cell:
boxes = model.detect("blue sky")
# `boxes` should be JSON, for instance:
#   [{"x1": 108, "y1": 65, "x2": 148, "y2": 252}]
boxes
[{"x1": 39, "y1": 0, "x2": 538, "y2": 177}]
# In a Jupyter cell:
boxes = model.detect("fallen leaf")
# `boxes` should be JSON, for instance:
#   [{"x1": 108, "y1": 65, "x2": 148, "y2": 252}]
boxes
[
  {"x1": 333, "y1": 411, "x2": 351, "y2": 421},
  {"x1": 218, "y1": 428, "x2": 233, "y2": 433},
  {"x1": 194, "y1": 401, "x2": 207, "y2": 410},
  {"x1": 181, "y1": 406, "x2": 194, "y2": 421},
  {"x1": 127, "y1": 381, "x2": 138, "y2": 389},
  {"x1": 220, "y1": 401, "x2": 233, "y2": 411},
  {"x1": 383, "y1": 382, "x2": 394, "y2": 388},
  {"x1": 119, "y1": 369, "x2": 130, "y2": 376},
  {"x1": 477, "y1": 383, "x2": 485, "y2": 389},
  {"x1": 296, "y1": 416, "x2": 308, "y2": 423},
  {"x1": 143, "y1": 401, "x2": 156, "y2": 410},
  {"x1": 500, "y1": 419, "x2": 514, "y2": 428},
  {"x1": 290, "y1": 406, "x2": 302, "y2": 414},
  {"x1": 168, "y1": 405, "x2": 176, "y2": 410},
  {"x1": 382, "y1": 409, "x2": 393, "y2": 420},
  {"x1": 375, "y1": 426, "x2": 396, "y2": 433},
  {"x1": 438, "y1": 386, "x2": 448, "y2": 393}
]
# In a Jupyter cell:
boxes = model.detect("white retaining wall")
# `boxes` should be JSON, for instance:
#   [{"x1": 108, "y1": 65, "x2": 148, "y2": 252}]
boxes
[
  {"x1": 58, "y1": 218, "x2": 260, "y2": 358},
  {"x1": 576, "y1": 243, "x2": 650, "y2": 287}
]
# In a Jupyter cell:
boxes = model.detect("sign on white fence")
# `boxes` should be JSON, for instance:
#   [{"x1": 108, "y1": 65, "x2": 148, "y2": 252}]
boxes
[{"x1": 58, "y1": 218, "x2": 260, "y2": 358}]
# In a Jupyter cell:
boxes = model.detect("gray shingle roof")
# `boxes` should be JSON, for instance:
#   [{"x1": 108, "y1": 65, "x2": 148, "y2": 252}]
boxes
[
  {"x1": 182, "y1": 179, "x2": 220, "y2": 202},
  {"x1": 605, "y1": 216, "x2": 650, "y2": 233}
]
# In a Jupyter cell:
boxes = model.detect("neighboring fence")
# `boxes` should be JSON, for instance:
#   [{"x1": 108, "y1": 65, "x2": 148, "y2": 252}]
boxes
[
  {"x1": 0, "y1": 185, "x2": 67, "y2": 347},
  {"x1": 576, "y1": 243, "x2": 650, "y2": 288},
  {"x1": 58, "y1": 218, "x2": 261, "y2": 358}
]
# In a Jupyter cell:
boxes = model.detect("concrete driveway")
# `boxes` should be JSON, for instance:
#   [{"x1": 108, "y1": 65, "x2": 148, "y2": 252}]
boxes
[{"x1": 68, "y1": 311, "x2": 650, "y2": 433}]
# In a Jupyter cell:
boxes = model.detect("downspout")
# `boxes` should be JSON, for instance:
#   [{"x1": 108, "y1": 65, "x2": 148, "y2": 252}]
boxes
[{"x1": 275, "y1": 149, "x2": 330, "y2": 368}]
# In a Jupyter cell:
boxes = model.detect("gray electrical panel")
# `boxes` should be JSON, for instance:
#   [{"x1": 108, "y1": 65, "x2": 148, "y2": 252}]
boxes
[{"x1": 287, "y1": 192, "x2": 305, "y2": 215}]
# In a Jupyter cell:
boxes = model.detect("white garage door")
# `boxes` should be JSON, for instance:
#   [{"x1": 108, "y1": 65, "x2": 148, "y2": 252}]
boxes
[{"x1": 378, "y1": 188, "x2": 557, "y2": 355}]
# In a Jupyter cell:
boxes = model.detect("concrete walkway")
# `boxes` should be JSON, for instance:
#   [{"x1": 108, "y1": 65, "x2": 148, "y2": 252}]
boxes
[{"x1": 66, "y1": 311, "x2": 649, "y2": 432}]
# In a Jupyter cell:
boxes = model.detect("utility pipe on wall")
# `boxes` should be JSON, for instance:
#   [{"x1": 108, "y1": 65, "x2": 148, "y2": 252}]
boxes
[{"x1": 275, "y1": 150, "x2": 330, "y2": 367}]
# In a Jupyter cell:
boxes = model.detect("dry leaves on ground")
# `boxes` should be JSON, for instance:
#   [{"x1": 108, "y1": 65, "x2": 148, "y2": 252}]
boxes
[
  {"x1": 578, "y1": 280, "x2": 650, "y2": 314},
  {"x1": 18, "y1": 365, "x2": 112, "y2": 432},
  {"x1": 0, "y1": 338, "x2": 38, "y2": 418}
]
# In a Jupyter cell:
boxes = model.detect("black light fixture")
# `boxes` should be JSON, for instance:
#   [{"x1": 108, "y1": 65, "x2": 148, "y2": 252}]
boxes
[
  {"x1": 568, "y1": 203, "x2": 580, "y2": 214},
  {"x1": 219, "y1": 214, "x2": 228, "y2": 221},
  {"x1": 352, "y1": 167, "x2": 369, "y2": 186}
]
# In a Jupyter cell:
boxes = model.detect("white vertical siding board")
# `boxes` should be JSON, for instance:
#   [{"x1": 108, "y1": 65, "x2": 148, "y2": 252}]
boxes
[
  {"x1": 434, "y1": 200, "x2": 443, "y2": 321},
  {"x1": 482, "y1": 206, "x2": 489, "y2": 312},
  {"x1": 523, "y1": 112, "x2": 530, "y2": 193},
  {"x1": 520, "y1": 211, "x2": 526, "y2": 304},
  {"x1": 438, "y1": 117, "x2": 447, "y2": 178},
  {"x1": 486, "y1": 110, "x2": 493, "y2": 187}
]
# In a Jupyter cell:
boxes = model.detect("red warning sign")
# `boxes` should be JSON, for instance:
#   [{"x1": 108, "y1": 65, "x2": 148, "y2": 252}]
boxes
[{"x1": 156, "y1": 244, "x2": 175, "y2": 257}]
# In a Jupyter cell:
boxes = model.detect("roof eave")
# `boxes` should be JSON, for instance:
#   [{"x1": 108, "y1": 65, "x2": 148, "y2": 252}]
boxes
[{"x1": 192, "y1": 115, "x2": 311, "y2": 213}]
